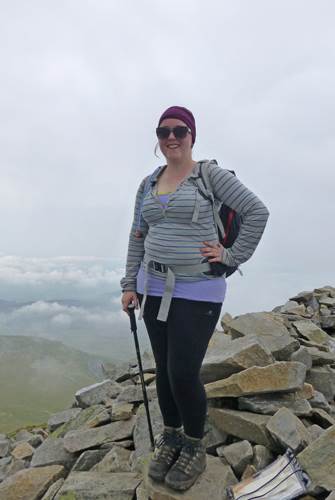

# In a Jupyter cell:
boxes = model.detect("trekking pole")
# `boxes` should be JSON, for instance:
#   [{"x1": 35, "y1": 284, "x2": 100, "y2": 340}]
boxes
[{"x1": 127, "y1": 304, "x2": 155, "y2": 451}]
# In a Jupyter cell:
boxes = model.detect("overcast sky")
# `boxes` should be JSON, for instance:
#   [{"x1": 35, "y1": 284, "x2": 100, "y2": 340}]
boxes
[{"x1": 0, "y1": 1, "x2": 334, "y2": 317}]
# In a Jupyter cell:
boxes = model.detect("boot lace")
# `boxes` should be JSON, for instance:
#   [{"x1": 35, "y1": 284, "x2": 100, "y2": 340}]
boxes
[
  {"x1": 154, "y1": 431, "x2": 181, "y2": 462},
  {"x1": 173, "y1": 442, "x2": 202, "y2": 472}
]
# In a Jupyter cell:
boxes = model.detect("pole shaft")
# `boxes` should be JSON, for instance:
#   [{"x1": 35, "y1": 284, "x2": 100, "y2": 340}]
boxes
[{"x1": 128, "y1": 306, "x2": 155, "y2": 450}]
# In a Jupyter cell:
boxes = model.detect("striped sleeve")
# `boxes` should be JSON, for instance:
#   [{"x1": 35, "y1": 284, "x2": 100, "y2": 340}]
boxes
[
  {"x1": 120, "y1": 177, "x2": 149, "y2": 292},
  {"x1": 208, "y1": 164, "x2": 270, "y2": 268}
]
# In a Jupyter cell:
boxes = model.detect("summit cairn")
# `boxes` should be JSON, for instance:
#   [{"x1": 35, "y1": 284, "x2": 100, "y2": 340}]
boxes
[{"x1": 0, "y1": 285, "x2": 334, "y2": 499}]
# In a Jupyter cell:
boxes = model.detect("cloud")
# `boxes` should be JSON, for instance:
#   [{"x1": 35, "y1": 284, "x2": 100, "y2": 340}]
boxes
[
  {"x1": 0, "y1": 255, "x2": 123, "y2": 296},
  {"x1": 2, "y1": 300, "x2": 123, "y2": 329}
]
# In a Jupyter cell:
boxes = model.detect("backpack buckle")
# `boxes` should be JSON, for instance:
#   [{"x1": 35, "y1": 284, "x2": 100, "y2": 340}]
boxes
[{"x1": 152, "y1": 261, "x2": 167, "y2": 273}]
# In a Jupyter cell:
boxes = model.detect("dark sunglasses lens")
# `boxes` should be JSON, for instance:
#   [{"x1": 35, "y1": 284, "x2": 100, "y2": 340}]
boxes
[
  {"x1": 173, "y1": 126, "x2": 188, "y2": 139},
  {"x1": 156, "y1": 127, "x2": 170, "y2": 140},
  {"x1": 156, "y1": 126, "x2": 189, "y2": 140}
]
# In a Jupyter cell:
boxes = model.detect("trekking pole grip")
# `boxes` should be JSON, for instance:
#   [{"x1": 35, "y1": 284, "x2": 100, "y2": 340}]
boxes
[{"x1": 127, "y1": 304, "x2": 137, "y2": 331}]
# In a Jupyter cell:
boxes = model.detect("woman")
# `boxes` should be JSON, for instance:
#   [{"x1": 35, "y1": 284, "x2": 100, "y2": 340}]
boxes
[{"x1": 121, "y1": 106, "x2": 269, "y2": 491}]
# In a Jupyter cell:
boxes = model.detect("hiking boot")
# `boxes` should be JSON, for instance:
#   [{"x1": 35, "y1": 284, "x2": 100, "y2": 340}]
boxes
[
  {"x1": 164, "y1": 436, "x2": 206, "y2": 491},
  {"x1": 148, "y1": 428, "x2": 183, "y2": 483}
]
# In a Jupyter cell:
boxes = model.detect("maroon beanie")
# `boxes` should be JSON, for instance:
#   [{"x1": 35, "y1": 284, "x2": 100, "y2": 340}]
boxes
[{"x1": 158, "y1": 106, "x2": 196, "y2": 145}]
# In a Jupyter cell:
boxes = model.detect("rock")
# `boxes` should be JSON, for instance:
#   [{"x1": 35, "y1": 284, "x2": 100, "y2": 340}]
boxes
[
  {"x1": 75, "y1": 379, "x2": 122, "y2": 408},
  {"x1": 51, "y1": 404, "x2": 109, "y2": 438},
  {"x1": 30, "y1": 437, "x2": 76, "y2": 471},
  {"x1": 72, "y1": 449, "x2": 111, "y2": 471},
  {"x1": 205, "y1": 361, "x2": 306, "y2": 398},
  {"x1": 325, "y1": 492, "x2": 335, "y2": 499},
  {"x1": 266, "y1": 407, "x2": 312, "y2": 452},
  {"x1": 116, "y1": 384, "x2": 157, "y2": 404},
  {"x1": 221, "y1": 312, "x2": 233, "y2": 330},
  {"x1": 92, "y1": 445, "x2": 132, "y2": 472},
  {"x1": 319, "y1": 297, "x2": 335, "y2": 307},
  {"x1": 54, "y1": 471, "x2": 141, "y2": 499},
  {"x1": 290, "y1": 346, "x2": 313, "y2": 370},
  {"x1": 292, "y1": 320, "x2": 333, "y2": 346},
  {"x1": 142, "y1": 455, "x2": 237, "y2": 500},
  {"x1": 111, "y1": 402, "x2": 134, "y2": 421},
  {"x1": 310, "y1": 408, "x2": 335, "y2": 428},
  {"x1": 0, "y1": 440, "x2": 10, "y2": 458},
  {"x1": 132, "y1": 399, "x2": 163, "y2": 470},
  {"x1": 309, "y1": 390, "x2": 331, "y2": 411},
  {"x1": 40, "y1": 478, "x2": 64, "y2": 499},
  {"x1": 0, "y1": 457, "x2": 12, "y2": 482},
  {"x1": 321, "y1": 315, "x2": 335, "y2": 329},
  {"x1": 134, "y1": 373, "x2": 156, "y2": 385},
  {"x1": 63, "y1": 417, "x2": 136, "y2": 453},
  {"x1": 105, "y1": 351, "x2": 156, "y2": 382},
  {"x1": 85, "y1": 408, "x2": 111, "y2": 428},
  {"x1": 206, "y1": 328, "x2": 233, "y2": 354},
  {"x1": 305, "y1": 366, "x2": 335, "y2": 402},
  {"x1": 204, "y1": 418, "x2": 228, "y2": 453},
  {"x1": 308, "y1": 424, "x2": 325, "y2": 441},
  {"x1": 0, "y1": 458, "x2": 26, "y2": 483},
  {"x1": 136, "y1": 483, "x2": 148, "y2": 500},
  {"x1": 289, "y1": 291, "x2": 316, "y2": 303},
  {"x1": 0, "y1": 465, "x2": 65, "y2": 500},
  {"x1": 299, "y1": 338, "x2": 330, "y2": 351},
  {"x1": 101, "y1": 439, "x2": 134, "y2": 450},
  {"x1": 238, "y1": 393, "x2": 312, "y2": 416},
  {"x1": 0, "y1": 457, "x2": 27, "y2": 482},
  {"x1": 11, "y1": 442, "x2": 34, "y2": 460},
  {"x1": 228, "y1": 312, "x2": 301, "y2": 360},
  {"x1": 15, "y1": 430, "x2": 35, "y2": 442},
  {"x1": 217, "y1": 440, "x2": 253, "y2": 477},
  {"x1": 208, "y1": 408, "x2": 274, "y2": 449},
  {"x1": 252, "y1": 444, "x2": 274, "y2": 471},
  {"x1": 297, "y1": 425, "x2": 335, "y2": 491},
  {"x1": 228, "y1": 312, "x2": 290, "y2": 339},
  {"x1": 280, "y1": 300, "x2": 307, "y2": 315},
  {"x1": 201, "y1": 337, "x2": 274, "y2": 384},
  {"x1": 24, "y1": 434, "x2": 43, "y2": 448},
  {"x1": 296, "y1": 383, "x2": 315, "y2": 399},
  {"x1": 101, "y1": 360, "x2": 134, "y2": 383},
  {"x1": 314, "y1": 286, "x2": 335, "y2": 296},
  {"x1": 305, "y1": 346, "x2": 335, "y2": 366},
  {"x1": 32, "y1": 428, "x2": 49, "y2": 439},
  {"x1": 47, "y1": 408, "x2": 82, "y2": 432}
]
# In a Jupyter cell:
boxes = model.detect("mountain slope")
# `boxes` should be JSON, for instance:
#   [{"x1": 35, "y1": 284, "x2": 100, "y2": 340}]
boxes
[{"x1": 0, "y1": 335, "x2": 107, "y2": 433}]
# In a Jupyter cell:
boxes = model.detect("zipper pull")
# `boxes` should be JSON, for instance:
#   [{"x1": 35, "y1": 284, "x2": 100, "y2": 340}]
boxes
[{"x1": 237, "y1": 266, "x2": 243, "y2": 276}]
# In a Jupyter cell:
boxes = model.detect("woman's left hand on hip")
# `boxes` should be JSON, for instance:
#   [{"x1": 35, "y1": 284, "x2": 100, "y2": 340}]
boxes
[{"x1": 200, "y1": 241, "x2": 225, "y2": 262}]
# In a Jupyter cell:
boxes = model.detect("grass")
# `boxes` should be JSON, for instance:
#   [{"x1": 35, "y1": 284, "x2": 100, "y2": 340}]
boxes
[{"x1": 0, "y1": 335, "x2": 107, "y2": 434}]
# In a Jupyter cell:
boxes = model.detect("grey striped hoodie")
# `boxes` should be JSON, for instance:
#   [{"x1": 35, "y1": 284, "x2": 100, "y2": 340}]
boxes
[{"x1": 120, "y1": 161, "x2": 269, "y2": 292}]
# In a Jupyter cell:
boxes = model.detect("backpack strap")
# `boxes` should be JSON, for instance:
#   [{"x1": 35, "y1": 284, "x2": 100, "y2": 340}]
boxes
[
  {"x1": 135, "y1": 166, "x2": 163, "y2": 236},
  {"x1": 195, "y1": 160, "x2": 226, "y2": 240}
]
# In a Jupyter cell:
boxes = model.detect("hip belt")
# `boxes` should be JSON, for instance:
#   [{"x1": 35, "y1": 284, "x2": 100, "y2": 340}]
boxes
[{"x1": 138, "y1": 259, "x2": 212, "y2": 322}]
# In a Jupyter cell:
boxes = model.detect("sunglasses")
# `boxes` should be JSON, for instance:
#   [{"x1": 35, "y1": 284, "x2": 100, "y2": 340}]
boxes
[{"x1": 156, "y1": 126, "x2": 191, "y2": 140}]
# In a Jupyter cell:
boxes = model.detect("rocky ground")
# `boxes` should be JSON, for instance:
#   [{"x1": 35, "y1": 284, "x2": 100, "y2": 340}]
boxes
[{"x1": 0, "y1": 285, "x2": 335, "y2": 499}]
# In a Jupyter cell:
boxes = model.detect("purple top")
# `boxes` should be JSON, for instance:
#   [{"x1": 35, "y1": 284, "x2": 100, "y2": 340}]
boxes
[{"x1": 136, "y1": 193, "x2": 227, "y2": 303}]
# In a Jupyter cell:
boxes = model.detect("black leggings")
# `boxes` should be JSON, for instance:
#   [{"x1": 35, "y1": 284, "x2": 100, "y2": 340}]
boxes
[{"x1": 138, "y1": 294, "x2": 222, "y2": 439}]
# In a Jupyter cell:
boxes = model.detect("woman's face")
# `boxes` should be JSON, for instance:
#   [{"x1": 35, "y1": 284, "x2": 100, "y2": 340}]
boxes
[{"x1": 158, "y1": 118, "x2": 193, "y2": 161}]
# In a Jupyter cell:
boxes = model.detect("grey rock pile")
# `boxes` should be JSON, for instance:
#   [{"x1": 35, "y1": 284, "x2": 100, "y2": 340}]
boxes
[{"x1": 0, "y1": 285, "x2": 334, "y2": 499}]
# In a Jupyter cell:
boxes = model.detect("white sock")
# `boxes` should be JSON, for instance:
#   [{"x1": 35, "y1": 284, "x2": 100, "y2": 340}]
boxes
[
  {"x1": 165, "y1": 425, "x2": 183, "y2": 434},
  {"x1": 184, "y1": 433, "x2": 202, "y2": 442}
]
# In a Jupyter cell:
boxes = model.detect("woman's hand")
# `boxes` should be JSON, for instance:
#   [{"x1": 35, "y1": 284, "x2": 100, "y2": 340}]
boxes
[
  {"x1": 200, "y1": 241, "x2": 225, "y2": 262},
  {"x1": 121, "y1": 291, "x2": 139, "y2": 315}
]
